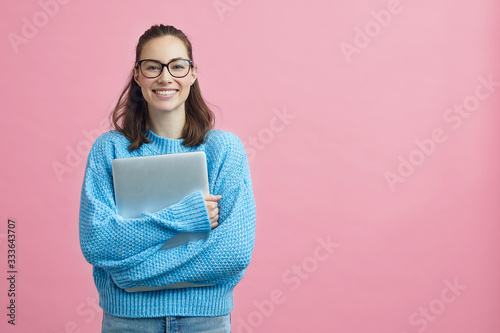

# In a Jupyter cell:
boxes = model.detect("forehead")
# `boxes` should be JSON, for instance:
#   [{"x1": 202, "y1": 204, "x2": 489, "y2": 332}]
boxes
[{"x1": 140, "y1": 35, "x2": 189, "y2": 62}]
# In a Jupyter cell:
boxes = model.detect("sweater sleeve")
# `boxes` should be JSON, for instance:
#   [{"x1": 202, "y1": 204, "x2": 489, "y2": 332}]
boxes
[
  {"x1": 79, "y1": 139, "x2": 212, "y2": 274},
  {"x1": 109, "y1": 134, "x2": 256, "y2": 290}
]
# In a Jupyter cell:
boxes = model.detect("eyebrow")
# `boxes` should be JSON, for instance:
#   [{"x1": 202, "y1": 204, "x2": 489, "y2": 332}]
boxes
[
  {"x1": 140, "y1": 57, "x2": 186, "y2": 63},
  {"x1": 165, "y1": 57, "x2": 184, "y2": 62}
]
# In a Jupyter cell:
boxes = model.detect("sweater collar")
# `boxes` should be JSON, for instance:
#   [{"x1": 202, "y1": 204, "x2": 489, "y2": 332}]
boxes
[{"x1": 145, "y1": 130, "x2": 187, "y2": 154}]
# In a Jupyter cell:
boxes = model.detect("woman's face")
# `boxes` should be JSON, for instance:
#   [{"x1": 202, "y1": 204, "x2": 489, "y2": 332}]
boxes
[{"x1": 134, "y1": 35, "x2": 197, "y2": 116}]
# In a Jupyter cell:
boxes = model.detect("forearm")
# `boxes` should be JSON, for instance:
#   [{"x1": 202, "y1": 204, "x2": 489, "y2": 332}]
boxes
[
  {"x1": 110, "y1": 180, "x2": 256, "y2": 289},
  {"x1": 79, "y1": 167, "x2": 211, "y2": 273}
]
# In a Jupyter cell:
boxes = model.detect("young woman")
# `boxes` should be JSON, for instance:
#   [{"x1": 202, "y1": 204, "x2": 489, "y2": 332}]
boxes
[{"x1": 79, "y1": 24, "x2": 256, "y2": 332}]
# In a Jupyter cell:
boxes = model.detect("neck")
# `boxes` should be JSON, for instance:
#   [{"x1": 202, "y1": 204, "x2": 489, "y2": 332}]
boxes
[{"x1": 148, "y1": 107, "x2": 186, "y2": 139}]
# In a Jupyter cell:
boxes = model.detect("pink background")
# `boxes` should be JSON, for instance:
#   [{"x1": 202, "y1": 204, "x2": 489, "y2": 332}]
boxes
[{"x1": 1, "y1": 0, "x2": 499, "y2": 332}]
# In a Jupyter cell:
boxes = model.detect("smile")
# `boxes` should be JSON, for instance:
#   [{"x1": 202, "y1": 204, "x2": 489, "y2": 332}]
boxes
[{"x1": 153, "y1": 89, "x2": 178, "y2": 96}]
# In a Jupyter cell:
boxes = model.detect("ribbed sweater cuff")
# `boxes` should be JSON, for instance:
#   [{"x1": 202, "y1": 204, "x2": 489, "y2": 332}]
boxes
[{"x1": 161, "y1": 191, "x2": 211, "y2": 233}]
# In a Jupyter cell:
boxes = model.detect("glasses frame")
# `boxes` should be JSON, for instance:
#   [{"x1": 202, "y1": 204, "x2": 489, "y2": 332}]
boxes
[{"x1": 136, "y1": 58, "x2": 194, "y2": 79}]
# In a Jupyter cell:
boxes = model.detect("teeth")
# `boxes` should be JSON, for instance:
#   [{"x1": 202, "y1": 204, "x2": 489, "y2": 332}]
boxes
[{"x1": 155, "y1": 90, "x2": 177, "y2": 95}]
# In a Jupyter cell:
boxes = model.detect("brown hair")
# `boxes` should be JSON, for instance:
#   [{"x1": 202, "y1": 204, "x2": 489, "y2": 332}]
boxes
[{"x1": 112, "y1": 25, "x2": 215, "y2": 151}]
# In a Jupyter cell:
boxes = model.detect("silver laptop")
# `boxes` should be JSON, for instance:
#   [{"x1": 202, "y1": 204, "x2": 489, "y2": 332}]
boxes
[{"x1": 112, "y1": 151, "x2": 214, "y2": 292}]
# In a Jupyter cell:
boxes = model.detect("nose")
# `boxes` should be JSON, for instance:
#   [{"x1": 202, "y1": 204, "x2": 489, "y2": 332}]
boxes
[{"x1": 157, "y1": 65, "x2": 173, "y2": 82}]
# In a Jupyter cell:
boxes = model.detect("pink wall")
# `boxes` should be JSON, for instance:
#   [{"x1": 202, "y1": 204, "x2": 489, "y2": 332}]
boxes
[{"x1": 1, "y1": 0, "x2": 499, "y2": 332}]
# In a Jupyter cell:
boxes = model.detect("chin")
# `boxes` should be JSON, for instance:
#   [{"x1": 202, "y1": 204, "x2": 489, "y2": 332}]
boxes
[{"x1": 151, "y1": 103, "x2": 185, "y2": 114}]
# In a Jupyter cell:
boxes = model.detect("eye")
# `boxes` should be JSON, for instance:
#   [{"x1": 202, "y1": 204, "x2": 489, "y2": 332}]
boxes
[{"x1": 141, "y1": 60, "x2": 162, "y2": 72}]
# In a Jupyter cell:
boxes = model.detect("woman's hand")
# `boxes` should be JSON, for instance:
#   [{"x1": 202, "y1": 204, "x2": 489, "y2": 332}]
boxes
[{"x1": 203, "y1": 194, "x2": 222, "y2": 229}]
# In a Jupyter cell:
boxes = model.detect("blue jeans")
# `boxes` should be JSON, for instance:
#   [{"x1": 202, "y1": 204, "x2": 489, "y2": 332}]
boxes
[{"x1": 102, "y1": 311, "x2": 231, "y2": 333}]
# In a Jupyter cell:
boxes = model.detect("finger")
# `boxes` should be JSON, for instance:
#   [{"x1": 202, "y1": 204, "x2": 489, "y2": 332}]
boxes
[
  {"x1": 209, "y1": 212, "x2": 219, "y2": 223},
  {"x1": 211, "y1": 211, "x2": 219, "y2": 221},
  {"x1": 205, "y1": 197, "x2": 221, "y2": 204},
  {"x1": 203, "y1": 194, "x2": 222, "y2": 201},
  {"x1": 207, "y1": 207, "x2": 217, "y2": 219}
]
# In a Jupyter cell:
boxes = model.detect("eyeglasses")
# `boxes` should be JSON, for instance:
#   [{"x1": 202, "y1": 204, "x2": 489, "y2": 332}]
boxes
[{"x1": 136, "y1": 58, "x2": 194, "y2": 79}]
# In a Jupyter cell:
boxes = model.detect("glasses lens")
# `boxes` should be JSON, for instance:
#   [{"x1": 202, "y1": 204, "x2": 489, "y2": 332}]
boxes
[
  {"x1": 140, "y1": 60, "x2": 163, "y2": 78},
  {"x1": 168, "y1": 59, "x2": 191, "y2": 78}
]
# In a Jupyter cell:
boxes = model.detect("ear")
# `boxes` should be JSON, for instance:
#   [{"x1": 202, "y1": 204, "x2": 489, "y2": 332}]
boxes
[
  {"x1": 190, "y1": 65, "x2": 198, "y2": 86},
  {"x1": 133, "y1": 67, "x2": 141, "y2": 86}
]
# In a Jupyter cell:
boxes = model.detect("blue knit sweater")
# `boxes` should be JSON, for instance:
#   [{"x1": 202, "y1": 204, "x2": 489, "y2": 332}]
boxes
[{"x1": 79, "y1": 129, "x2": 256, "y2": 318}]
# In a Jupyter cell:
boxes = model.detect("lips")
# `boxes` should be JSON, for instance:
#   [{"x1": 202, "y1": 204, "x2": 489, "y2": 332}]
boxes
[{"x1": 153, "y1": 89, "x2": 178, "y2": 96}]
